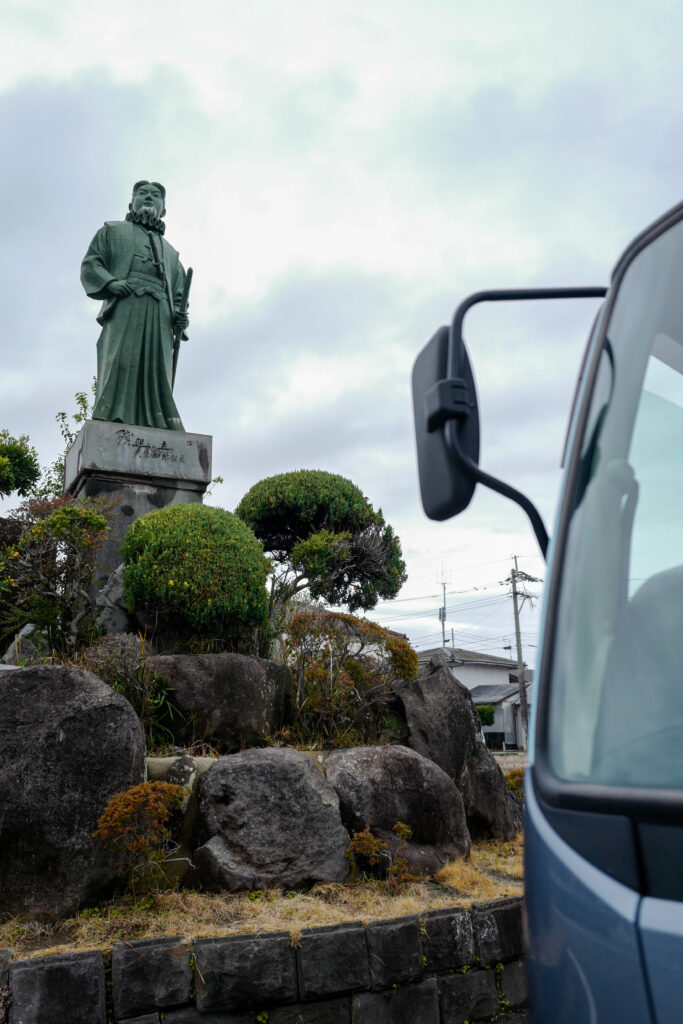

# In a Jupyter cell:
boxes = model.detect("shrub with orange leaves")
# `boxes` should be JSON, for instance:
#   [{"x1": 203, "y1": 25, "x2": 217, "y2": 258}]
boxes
[{"x1": 94, "y1": 781, "x2": 184, "y2": 891}]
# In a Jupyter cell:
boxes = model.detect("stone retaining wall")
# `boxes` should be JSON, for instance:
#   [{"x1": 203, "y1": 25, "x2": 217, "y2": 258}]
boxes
[{"x1": 0, "y1": 898, "x2": 526, "y2": 1024}]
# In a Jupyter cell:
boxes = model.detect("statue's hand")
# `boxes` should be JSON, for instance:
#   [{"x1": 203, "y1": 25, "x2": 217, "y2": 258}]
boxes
[
  {"x1": 108, "y1": 279, "x2": 134, "y2": 297},
  {"x1": 174, "y1": 311, "x2": 190, "y2": 332}
]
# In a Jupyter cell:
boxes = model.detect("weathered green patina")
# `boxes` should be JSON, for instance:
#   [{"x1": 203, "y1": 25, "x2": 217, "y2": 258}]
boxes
[{"x1": 81, "y1": 181, "x2": 190, "y2": 431}]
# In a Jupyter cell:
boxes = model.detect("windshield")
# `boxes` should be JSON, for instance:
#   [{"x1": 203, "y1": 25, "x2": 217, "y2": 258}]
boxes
[{"x1": 548, "y1": 218, "x2": 683, "y2": 788}]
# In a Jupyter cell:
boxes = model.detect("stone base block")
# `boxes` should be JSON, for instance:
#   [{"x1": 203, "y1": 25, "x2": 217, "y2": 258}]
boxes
[
  {"x1": 472, "y1": 897, "x2": 524, "y2": 965},
  {"x1": 438, "y1": 971, "x2": 499, "y2": 1023},
  {"x1": 366, "y1": 915, "x2": 424, "y2": 990},
  {"x1": 499, "y1": 960, "x2": 528, "y2": 1009},
  {"x1": 353, "y1": 979, "x2": 439, "y2": 1024},
  {"x1": 112, "y1": 936, "x2": 192, "y2": 1020},
  {"x1": 194, "y1": 933, "x2": 297, "y2": 1012},
  {"x1": 9, "y1": 951, "x2": 106, "y2": 1024},
  {"x1": 63, "y1": 420, "x2": 212, "y2": 577}
]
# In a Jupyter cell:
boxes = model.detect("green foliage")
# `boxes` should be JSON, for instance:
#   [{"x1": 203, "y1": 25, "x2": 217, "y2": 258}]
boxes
[
  {"x1": 93, "y1": 781, "x2": 184, "y2": 893},
  {"x1": 0, "y1": 494, "x2": 114, "y2": 653},
  {"x1": 392, "y1": 821, "x2": 413, "y2": 842},
  {"x1": 33, "y1": 381, "x2": 97, "y2": 500},
  {"x1": 236, "y1": 469, "x2": 374, "y2": 552},
  {"x1": 121, "y1": 503, "x2": 269, "y2": 648},
  {"x1": 505, "y1": 767, "x2": 525, "y2": 803},
  {"x1": 283, "y1": 605, "x2": 417, "y2": 747},
  {"x1": 0, "y1": 430, "x2": 41, "y2": 499},
  {"x1": 477, "y1": 703, "x2": 496, "y2": 727},
  {"x1": 235, "y1": 470, "x2": 407, "y2": 616}
]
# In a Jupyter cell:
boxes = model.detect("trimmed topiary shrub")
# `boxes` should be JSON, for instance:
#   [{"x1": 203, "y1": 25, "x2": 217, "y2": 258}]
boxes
[
  {"x1": 236, "y1": 469, "x2": 407, "y2": 620},
  {"x1": 120, "y1": 504, "x2": 269, "y2": 648}
]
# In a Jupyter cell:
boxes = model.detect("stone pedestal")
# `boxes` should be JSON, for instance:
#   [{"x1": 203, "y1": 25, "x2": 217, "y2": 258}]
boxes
[{"x1": 64, "y1": 420, "x2": 212, "y2": 577}]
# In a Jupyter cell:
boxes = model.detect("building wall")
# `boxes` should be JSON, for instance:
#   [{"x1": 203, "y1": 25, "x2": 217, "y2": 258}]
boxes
[
  {"x1": 481, "y1": 702, "x2": 525, "y2": 749},
  {"x1": 449, "y1": 661, "x2": 515, "y2": 691}
]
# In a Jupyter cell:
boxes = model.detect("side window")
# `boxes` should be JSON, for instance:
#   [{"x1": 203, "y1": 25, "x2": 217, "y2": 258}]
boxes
[
  {"x1": 628, "y1": 336, "x2": 683, "y2": 596},
  {"x1": 548, "y1": 221, "x2": 683, "y2": 789}
]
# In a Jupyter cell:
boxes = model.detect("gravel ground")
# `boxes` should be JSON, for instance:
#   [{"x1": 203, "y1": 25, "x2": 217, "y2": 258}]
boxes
[{"x1": 492, "y1": 752, "x2": 528, "y2": 771}]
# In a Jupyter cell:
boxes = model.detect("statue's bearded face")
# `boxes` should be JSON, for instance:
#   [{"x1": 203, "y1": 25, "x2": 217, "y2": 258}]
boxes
[{"x1": 131, "y1": 183, "x2": 165, "y2": 219}]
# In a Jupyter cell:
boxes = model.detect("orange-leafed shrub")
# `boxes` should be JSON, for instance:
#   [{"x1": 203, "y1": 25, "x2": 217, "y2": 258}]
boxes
[{"x1": 94, "y1": 781, "x2": 184, "y2": 890}]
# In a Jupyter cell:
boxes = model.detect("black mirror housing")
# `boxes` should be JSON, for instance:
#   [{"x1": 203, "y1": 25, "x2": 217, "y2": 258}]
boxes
[
  {"x1": 412, "y1": 325, "x2": 480, "y2": 520},
  {"x1": 412, "y1": 288, "x2": 607, "y2": 557}
]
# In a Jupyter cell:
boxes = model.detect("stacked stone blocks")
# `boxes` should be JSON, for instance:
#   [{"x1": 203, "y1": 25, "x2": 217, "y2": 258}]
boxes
[{"x1": 1, "y1": 897, "x2": 526, "y2": 1023}]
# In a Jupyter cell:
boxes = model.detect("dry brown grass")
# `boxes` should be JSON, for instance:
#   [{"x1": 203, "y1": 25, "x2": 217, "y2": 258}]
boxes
[
  {"x1": 0, "y1": 837, "x2": 524, "y2": 961},
  {"x1": 435, "y1": 834, "x2": 524, "y2": 897}
]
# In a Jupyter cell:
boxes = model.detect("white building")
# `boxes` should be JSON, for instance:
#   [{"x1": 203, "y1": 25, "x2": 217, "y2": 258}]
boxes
[
  {"x1": 417, "y1": 646, "x2": 518, "y2": 690},
  {"x1": 418, "y1": 647, "x2": 532, "y2": 749}
]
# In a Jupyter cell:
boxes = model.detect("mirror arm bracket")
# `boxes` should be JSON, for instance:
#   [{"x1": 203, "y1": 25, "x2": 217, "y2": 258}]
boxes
[
  {"x1": 424, "y1": 378, "x2": 474, "y2": 432},
  {"x1": 450, "y1": 426, "x2": 550, "y2": 558},
  {"x1": 445, "y1": 286, "x2": 608, "y2": 561}
]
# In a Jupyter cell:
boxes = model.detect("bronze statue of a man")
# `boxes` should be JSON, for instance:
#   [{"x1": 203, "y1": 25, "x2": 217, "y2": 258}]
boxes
[{"x1": 81, "y1": 181, "x2": 190, "y2": 431}]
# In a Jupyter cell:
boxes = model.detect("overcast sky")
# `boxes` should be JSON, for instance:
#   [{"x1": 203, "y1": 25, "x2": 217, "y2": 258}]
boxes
[{"x1": 2, "y1": 0, "x2": 682, "y2": 661}]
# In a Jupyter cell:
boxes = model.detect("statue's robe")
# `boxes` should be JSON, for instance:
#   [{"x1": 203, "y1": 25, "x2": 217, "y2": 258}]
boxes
[{"x1": 81, "y1": 219, "x2": 186, "y2": 431}]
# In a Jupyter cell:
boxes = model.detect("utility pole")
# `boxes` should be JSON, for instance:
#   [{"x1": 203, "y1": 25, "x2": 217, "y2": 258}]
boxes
[
  {"x1": 510, "y1": 555, "x2": 531, "y2": 750},
  {"x1": 438, "y1": 565, "x2": 448, "y2": 648}
]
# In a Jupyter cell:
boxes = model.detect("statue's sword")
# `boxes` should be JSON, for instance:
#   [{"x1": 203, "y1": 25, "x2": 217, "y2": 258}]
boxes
[
  {"x1": 148, "y1": 231, "x2": 192, "y2": 389},
  {"x1": 173, "y1": 267, "x2": 193, "y2": 388}
]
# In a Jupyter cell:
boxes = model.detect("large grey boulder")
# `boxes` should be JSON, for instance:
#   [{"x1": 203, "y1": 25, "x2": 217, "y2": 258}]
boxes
[
  {"x1": 0, "y1": 666, "x2": 145, "y2": 918},
  {"x1": 324, "y1": 744, "x2": 470, "y2": 873},
  {"x1": 192, "y1": 747, "x2": 349, "y2": 890},
  {"x1": 393, "y1": 665, "x2": 522, "y2": 840},
  {"x1": 146, "y1": 653, "x2": 292, "y2": 752}
]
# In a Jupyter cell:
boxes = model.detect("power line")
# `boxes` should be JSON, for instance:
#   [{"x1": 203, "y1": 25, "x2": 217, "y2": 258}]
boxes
[
  {"x1": 374, "y1": 580, "x2": 513, "y2": 606},
  {"x1": 402, "y1": 557, "x2": 515, "y2": 583},
  {"x1": 370, "y1": 595, "x2": 510, "y2": 625}
]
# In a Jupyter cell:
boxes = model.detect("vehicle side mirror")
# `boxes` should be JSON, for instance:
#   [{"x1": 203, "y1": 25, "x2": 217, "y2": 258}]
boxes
[
  {"x1": 412, "y1": 288, "x2": 607, "y2": 558},
  {"x1": 412, "y1": 324, "x2": 480, "y2": 520}
]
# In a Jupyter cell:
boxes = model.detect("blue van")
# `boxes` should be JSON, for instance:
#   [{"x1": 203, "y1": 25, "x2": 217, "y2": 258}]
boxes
[{"x1": 413, "y1": 201, "x2": 683, "y2": 1023}]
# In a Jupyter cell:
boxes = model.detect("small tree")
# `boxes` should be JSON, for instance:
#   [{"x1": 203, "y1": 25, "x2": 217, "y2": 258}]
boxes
[
  {"x1": 0, "y1": 494, "x2": 114, "y2": 653},
  {"x1": 477, "y1": 703, "x2": 496, "y2": 727},
  {"x1": 283, "y1": 605, "x2": 418, "y2": 746},
  {"x1": 0, "y1": 430, "x2": 41, "y2": 499},
  {"x1": 31, "y1": 381, "x2": 97, "y2": 500},
  {"x1": 235, "y1": 470, "x2": 407, "y2": 624},
  {"x1": 121, "y1": 503, "x2": 270, "y2": 650}
]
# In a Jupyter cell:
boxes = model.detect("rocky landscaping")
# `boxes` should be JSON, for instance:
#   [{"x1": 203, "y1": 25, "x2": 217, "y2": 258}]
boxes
[
  {"x1": 0, "y1": 485, "x2": 526, "y2": 1022},
  {"x1": 0, "y1": 653, "x2": 522, "y2": 921}
]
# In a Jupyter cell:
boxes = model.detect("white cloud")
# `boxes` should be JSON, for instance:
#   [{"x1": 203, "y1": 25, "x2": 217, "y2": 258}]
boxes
[{"x1": 2, "y1": 0, "x2": 683, "y2": 657}]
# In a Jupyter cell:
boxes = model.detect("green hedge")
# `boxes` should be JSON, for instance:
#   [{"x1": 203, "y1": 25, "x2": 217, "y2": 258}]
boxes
[{"x1": 121, "y1": 503, "x2": 269, "y2": 641}]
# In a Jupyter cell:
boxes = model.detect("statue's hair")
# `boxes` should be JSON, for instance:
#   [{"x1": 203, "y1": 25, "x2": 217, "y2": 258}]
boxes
[{"x1": 129, "y1": 180, "x2": 166, "y2": 216}]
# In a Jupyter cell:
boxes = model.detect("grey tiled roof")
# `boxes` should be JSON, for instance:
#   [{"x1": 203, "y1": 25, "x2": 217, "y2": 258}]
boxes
[
  {"x1": 418, "y1": 645, "x2": 517, "y2": 668},
  {"x1": 471, "y1": 681, "x2": 533, "y2": 706}
]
